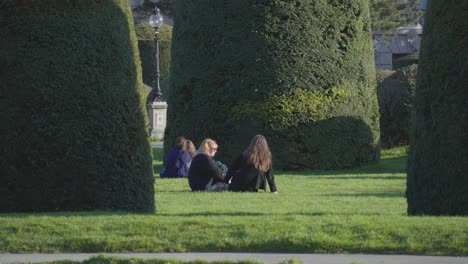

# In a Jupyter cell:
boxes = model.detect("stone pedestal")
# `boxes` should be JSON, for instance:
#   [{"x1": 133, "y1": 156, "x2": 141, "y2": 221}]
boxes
[{"x1": 147, "y1": 101, "x2": 167, "y2": 139}]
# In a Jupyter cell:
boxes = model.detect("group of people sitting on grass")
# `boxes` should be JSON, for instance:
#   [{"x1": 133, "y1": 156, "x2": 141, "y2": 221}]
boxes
[{"x1": 160, "y1": 135, "x2": 278, "y2": 193}]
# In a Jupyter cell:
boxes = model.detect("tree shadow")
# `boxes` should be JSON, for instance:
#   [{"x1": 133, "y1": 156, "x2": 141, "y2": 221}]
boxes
[
  {"x1": 0, "y1": 211, "x2": 156, "y2": 218},
  {"x1": 312, "y1": 175, "x2": 406, "y2": 180},
  {"x1": 319, "y1": 191, "x2": 405, "y2": 198},
  {"x1": 277, "y1": 155, "x2": 407, "y2": 176},
  {"x1": 156, "y1": 210, "x2": 397, "y2": 217},
  {"x1": 156, "y1": 190, "x2": 191, "y2": 193}
]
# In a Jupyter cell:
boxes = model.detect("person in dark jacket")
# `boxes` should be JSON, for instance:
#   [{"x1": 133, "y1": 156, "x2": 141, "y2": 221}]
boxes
[
  {"x1": 160, "y1": 136, "x2": 192, "y2": 178},
  {"x1": 225, "y1": 135, "x2": 277, "y2": 193},
  {"x1": 188, "y1": 138, "x2": 228, "y2": 191}
]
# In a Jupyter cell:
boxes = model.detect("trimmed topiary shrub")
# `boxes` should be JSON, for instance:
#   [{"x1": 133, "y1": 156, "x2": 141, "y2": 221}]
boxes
[
  {"x1": 407, "y1": 0, "x2": 468, "y2": 215},
  {"x1": 0, "y1": 0, "x2": 155, "y2": 212},
  {"x1": 165, "y1": 0, "x2": 380, "y2": 170},
  {"x1": 377, "y1": 64, "x2": 417, "y2": 148},
  {"x1": 135, "y1": 22, "x2": 172, "y2": 101},
  {"x1": 393, "y1": 52, "x2": 419, "y2": 69}
]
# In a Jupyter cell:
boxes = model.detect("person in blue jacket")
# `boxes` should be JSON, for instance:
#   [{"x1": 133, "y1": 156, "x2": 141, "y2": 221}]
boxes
[{"x1": 160, "y1": 136, "x2": 192, "y2": 178}]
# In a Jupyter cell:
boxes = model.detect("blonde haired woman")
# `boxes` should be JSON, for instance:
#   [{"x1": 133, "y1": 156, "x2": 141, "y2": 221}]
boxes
[
  {"x1": 186, "y1": 140, "x2": 196, "y2": 158},
  {"x1": 188, "y1": 138, "x2": 228, "y2": 191},
  {"x1": 225, "y1": 135, "x2": 277, "y2": 193}
]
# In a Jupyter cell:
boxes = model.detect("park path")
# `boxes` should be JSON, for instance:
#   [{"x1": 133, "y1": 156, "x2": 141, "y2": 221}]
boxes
[{"x1": 1, "y1": 253, "x2": 467, "y2": 264}]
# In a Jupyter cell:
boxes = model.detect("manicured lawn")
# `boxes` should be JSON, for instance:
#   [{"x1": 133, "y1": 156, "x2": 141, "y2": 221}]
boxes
[{"x1": 0, "y1": 147, "x2": 467, "y2": 255}]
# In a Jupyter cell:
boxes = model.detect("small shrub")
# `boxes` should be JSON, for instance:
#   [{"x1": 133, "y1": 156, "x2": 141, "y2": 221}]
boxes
[
  {"x1": 393, "y1": 52, "x2": 419, "y2": 69},
  {"x1": 377, "y1": 64, "x2": 417, "y2": 148}
]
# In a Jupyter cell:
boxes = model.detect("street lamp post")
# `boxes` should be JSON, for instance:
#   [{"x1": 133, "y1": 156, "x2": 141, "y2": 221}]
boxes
[{"x1": 149, "y1": 7, "x2": 164, "y2": 102}]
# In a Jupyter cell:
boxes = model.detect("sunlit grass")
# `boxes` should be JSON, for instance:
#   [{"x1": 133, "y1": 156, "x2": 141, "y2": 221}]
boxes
[{"x1": 1, "y1": 146, "x2": 467, "y2": 255}]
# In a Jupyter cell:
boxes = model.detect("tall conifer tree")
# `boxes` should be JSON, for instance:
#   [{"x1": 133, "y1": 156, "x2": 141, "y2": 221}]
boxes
[
  {"x1": 0, "y1": 0, "x2": 155, "y2": 212},
  {"x1": 407, "y1": 0, "x2": 468, "y2": 215},
  {"x1": 166, "y1": 0, "x2": 380, "y2": 170}
]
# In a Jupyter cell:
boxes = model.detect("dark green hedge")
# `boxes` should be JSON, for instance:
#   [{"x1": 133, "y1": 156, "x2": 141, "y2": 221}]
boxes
[
  {"x1": 0, "y1": 0, "x2": 155, "y2": 212},
  {"x1": 377, "y1": 64, "x2": 417, "y2": 148},
  {"x1": 393, "y1": 52, "x2": 419, "y2": 69},
  {"x1": 165, "y1": 0, "x2": 380, "y2": 170},
  {"x1": 135, "y1": 22, "x2": 172, "y2": 101},
  {"x1": 407, "y1": 0, "x2": 468, "y2": 215}
]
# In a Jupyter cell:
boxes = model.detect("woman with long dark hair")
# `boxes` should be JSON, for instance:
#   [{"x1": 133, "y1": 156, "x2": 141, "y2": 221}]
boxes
[{"x1": 225, "y1": 135, "x2": 277, "y2": 193}]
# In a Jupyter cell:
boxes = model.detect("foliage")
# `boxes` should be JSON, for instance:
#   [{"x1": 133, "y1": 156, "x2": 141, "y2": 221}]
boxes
[
  {"x1": 165, "y1": 0, "x2": 380, "y2": 170},
  {"x1": 369, "y1": 0, "x2": 422, "y2": 33},
  {"x1": 376, "y1": 69, "x2": 394, "y2": 83},
  {"x1": 377, "y1": 64, "x2": 418, "y2": 148},
  {"x1": 393, "y1": 52, "x2": 419, "y2": 69},
  {"x1": 232, "y1": 87, "x2": 350, "y2": 130},
  {"x1": 0, "y1": 0, "x2": 154, "y2": 212},
  {"x1": 135, "y1": 22, "x2": 173, "y2": 102},
  {"x1": 407, "y1": 0, "x2": 468, "y2": 215},
  {"x1": 278, "y1": 258, "x2": 303, "y2": 264},
  {"x1": 1, "y1": 147, "x2": 468, "y2": 255},
  {"x1": 145, "y1": 0, "x2": 422, "y2": 33}
]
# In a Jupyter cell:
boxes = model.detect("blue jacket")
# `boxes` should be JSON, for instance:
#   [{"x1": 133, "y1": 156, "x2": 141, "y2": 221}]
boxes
[{"x1": 161, "y1": 147, "x2": 192, "y2": 178}]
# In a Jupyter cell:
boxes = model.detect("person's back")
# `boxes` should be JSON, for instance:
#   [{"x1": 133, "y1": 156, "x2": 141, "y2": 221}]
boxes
[
  {"x1": 188, "y1": 153, "x2": 217, "y2": 190},
  {"x1": 163, "y1": 147, "x2": 191, "y2": 178},
  {"x1": 188, "y1": 138, "x2": 227, "y2": 191},
  {"x1": 228, "y1": 154, "x2": 264, "y2": 192},
  {"x1": 226, "y1": 135, "x2": 277, "y2": 193},
  {"x1": 161, "y1": 136, "x2": 191, "y2": 178}
]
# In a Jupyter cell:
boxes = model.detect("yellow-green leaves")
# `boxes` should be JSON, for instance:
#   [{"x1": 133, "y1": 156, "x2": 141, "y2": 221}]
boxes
[{"x1": 232, "y1": 86, "x2": 350, "y2": 130}]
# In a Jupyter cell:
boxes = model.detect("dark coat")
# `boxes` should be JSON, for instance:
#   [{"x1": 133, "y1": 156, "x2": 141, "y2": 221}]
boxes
[
  {"x1": 161, "y1": 147, "x2": 192, "y2": 178},
  {"x1": 225, "y1": 154, "x2": 277, "y2": 192},
  {"x1": 188, "y1": 152, "x2": 225, "y2": 191}
]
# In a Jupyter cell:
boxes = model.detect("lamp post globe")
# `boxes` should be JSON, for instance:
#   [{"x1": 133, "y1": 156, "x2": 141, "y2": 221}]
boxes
[
  {"x1": 149, "y1": 8, "x2": 164, "y2": 28},
  {"x1": 149, "y1": 8, "x2": 164, "y2": 101}
]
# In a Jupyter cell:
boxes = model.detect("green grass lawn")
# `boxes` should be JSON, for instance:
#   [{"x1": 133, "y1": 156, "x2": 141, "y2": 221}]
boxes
[{"x1": 0, "y1": 147, "x2": 467, "y2": 255}]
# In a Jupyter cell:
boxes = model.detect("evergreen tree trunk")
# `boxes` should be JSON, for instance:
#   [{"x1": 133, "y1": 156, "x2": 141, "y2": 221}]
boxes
[
  {"x1": 407, "y1": 0, "x2": 468, "y2": 215},
  {"x1": 0, "y1": 0, "x2": 155, "y2": 212},
  {"x1": 166, "y1": 0, "x2": 380, "y2": 170}
]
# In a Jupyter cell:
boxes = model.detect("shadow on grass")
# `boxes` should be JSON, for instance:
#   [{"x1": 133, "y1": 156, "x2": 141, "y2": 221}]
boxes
[
  {"x1": 319, "y1": 191, "x2": 405, "y2": 198},
  {"x1": 0, "y1": 211, "x2": 156, "y2": 218},
  {"x1": 156, "y1": 190, "x2": 192, "y2": 193},
  {"x1": 313, "y1": 175, "x2": 406, "y2": 180},
  {"x1": 155, "y1": 211, "x2": 392, "y2": 217},
  {"x1": 278, "y1": 156, "x2": 408, "y2": 177}
]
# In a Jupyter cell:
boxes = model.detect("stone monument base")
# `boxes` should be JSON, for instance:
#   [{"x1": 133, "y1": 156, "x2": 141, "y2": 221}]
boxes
[{"x1": 147, "y1": 101, "x2": 167, "y2": 139}]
